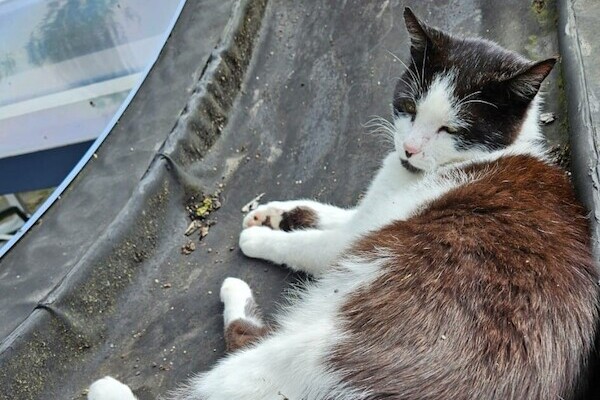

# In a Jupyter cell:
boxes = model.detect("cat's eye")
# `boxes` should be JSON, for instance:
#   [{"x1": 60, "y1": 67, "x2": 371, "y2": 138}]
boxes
[
  {"x1": 402, "y1": 100, "x2": 416, "y2": 115},
  {"x1": 439, "y1": 126, "x2": 458, "y2": 134},
  {"x1": 395, "y1": 99, "x2": 417, "y2": 116},
  {"x1": 394, "y1": 99, "x2": 417, "y2": 122}
]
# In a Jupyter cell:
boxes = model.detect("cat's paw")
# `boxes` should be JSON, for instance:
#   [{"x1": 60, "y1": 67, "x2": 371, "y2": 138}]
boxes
[
  {"x1": 243, "y1": 202, "x2": 318, "y2": 231},
  {"x1": 88, "y1": 376, "x2": 137, "y2": 400},
  {"x1": 242, "y1": 204, "x2": 285, "y2": 229},
  {"x1": 220, "y1": 277, "x2": 252, "y2": 305},
  {"x1": 239, "y1": 226, "x2": 275, "y2": 260}
]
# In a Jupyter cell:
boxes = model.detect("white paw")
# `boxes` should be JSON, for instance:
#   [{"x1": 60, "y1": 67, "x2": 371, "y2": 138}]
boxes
[
  {"x1": 242, "y1": 203, "x2": 285, "y2": 229},
  {"x1": 220, "y1": 277, "x2": 252, "y2": 305},
  {"x1": 88, "y1": 376, "x2": 136, "y2": 400},
  {"x1": 239, "y1": 226, "x2": 275, "y2": 259}
]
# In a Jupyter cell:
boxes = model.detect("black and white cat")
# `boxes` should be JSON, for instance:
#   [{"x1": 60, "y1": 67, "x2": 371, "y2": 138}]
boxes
[{"x1": 89, "y1": 8, "x2": 599, "y2": 400}]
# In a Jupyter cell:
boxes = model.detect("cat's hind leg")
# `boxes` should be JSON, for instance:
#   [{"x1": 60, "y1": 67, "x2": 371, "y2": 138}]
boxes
[
  {"x1": 243, "y1": 200, "x2": 355, "y2": 231},
  {"x1": 220, "y1": 277, "x2": 269, "y2": 352}
]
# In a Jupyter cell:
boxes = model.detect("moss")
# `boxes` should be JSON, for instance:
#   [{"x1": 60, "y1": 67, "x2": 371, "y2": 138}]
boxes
[
  {"x1": 525, "y1": 34, "x2": 540, "y2": 59},
  {"x1": 0, "y1": 319, "x2": 91, "y2": 400},
  {"x1": 531, "y1": 0, "x2": 558, "y2": 27}
]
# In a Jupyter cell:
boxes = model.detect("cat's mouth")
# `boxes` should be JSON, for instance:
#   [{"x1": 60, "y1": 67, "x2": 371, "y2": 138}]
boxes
[{"x1": 400, "y1": 158, "x2": 423, "y2": 173}]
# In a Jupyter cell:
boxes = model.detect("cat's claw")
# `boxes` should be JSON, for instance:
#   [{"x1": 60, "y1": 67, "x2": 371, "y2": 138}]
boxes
[{"x1": 243, "y1": 204, "x2": 285, "y2": 229}]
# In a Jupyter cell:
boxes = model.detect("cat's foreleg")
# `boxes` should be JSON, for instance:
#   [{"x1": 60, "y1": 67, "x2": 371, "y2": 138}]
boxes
[
  {"x1": 239, "y1": 226, "x2": 352, "y2": 275},
  {"x1": 243, "y1": 200, "x2": 355, "y2": 231}
]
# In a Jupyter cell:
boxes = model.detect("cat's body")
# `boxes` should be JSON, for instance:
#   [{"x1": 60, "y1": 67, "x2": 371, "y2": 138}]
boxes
[{"x1": 88, "y1": 9, "x2": 599, "y2": 400}]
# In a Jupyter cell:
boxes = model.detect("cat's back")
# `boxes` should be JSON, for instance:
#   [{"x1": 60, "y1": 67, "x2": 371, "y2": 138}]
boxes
[{"x1": 332, "y1": 155, "x2": 599, "y2": 400}]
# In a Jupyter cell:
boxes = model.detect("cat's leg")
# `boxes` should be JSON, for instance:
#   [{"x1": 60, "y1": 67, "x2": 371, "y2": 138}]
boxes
[
  {"x1": 240, "y1": 226, "x2": 353, "y2": 275},
  {"x1": 220, "y1": 277, "x2": 269, "y2": 352},
  {"x1": 179, "y1": 318, "x2": 340, "y2": 400},
  {"x1": 243, "y1": 200, "x2": 355, "y2": 231},
  {"x1": 87, "y1": 376, "x2": 137, "y2": 400}
]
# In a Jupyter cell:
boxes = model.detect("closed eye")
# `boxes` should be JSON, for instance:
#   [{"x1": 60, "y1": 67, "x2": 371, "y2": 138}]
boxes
[
  {"x1": 394, "y1": 99, "x2": 417, "y2": 121},
  {"x1": 438, "y1": 126, "x2": 458, "y2": 134}
]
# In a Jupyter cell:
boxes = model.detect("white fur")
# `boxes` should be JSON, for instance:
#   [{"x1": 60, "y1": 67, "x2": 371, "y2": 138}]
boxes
[
  {"x1": 243, "y1": 200, "x2": 355, "y2": 230},
  {"x1": 220, "y1": 277, "x2": 259, "y2": 326},
  {"x1": 88, "y1": 376, "x2": 137, "y2": 400},
  {"x1": 173, "y1": 256, "x2": 387, "y2": 400},
  {"x1": 88, "y1": 74, "x2": 548, "y2": 400}
]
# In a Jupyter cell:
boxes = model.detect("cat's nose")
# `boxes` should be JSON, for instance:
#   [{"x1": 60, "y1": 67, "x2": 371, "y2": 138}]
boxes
[{"x1": 403, "y1": 143, "x2": 421, "y2": 158}]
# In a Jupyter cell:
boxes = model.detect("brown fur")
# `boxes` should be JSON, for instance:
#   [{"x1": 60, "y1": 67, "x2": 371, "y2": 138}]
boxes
[
  {"x1": 280, "y1": 206, "x2": 319, "y2": 231},
  {"x1": 331, "y1": 155, "x2": 599, "y2": 399},
  {"x1": 224, "y1": 298, "x2": 269, "y2": 352},
  {"x1": 225, "y1": 319, "x2": 269, "y2": 353}
]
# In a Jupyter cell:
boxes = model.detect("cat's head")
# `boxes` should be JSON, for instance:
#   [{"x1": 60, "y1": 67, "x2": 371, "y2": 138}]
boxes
[{"x1": 393, "y1": 8, "x2": 556, "y2": 172}]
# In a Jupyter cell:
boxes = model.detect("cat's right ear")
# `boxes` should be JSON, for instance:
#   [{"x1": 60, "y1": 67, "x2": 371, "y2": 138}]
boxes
[
  {"x1": 403, "y1": 7, "x2": 432, "y2": 53},
  {"x1": 504, "y1": 57, "x2": 558, "y2": 100}
]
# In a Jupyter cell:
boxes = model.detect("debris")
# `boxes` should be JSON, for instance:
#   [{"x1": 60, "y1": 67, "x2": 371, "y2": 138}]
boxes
[
  {"x1": 184, "y1": 220, "x2": 202, "y2": 236},
  {"x1": 200, "y1": 226, "x2": 210, "y2": 238},
  {"x1": 181, "y1": 241, "x2": 196, "y2": 255},
  {"x1": 195, "y1": 196, "x2": 221, "y2": 218},
  {"x1": 241, "y1": 193, "x2": 265, "y2": 213},
  {"x1": 162, "y1": 283, "x2": 172, "y2": 289},
  {"x1": 183, "y1": 192, "x2": 221, "y2": 244},
  {"x1": 539, "y1": 112, "x2": 556, "y2": 125},
  {"x1": 549, "y1": 143, "x2": 571, "y2": 170},
  {"x1": 186, "y1": 192, "x2": 221, "y2": 220}
]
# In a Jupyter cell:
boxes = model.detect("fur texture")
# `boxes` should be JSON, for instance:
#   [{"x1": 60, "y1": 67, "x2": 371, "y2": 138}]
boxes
[{"x1": 87, "y1": 8, "x2": 598, "y2": 400}]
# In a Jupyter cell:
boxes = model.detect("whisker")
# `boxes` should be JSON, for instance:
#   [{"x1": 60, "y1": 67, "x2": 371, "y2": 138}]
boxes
[
  {"x1": 456, "y1": 90, "x2": 482, "y2": 107},
  {"x1": 461, "y1": 99, "x2": 499, "y2": 109},
  {"x1": 421, "y1": 43, "x2": 427, "y2": 92},
  {"x1": 387, "y1": 50, "x2": 421, "y2": 96},
  {"x1": 363, "y1": 115, "x2": 397, "y2": 146}
]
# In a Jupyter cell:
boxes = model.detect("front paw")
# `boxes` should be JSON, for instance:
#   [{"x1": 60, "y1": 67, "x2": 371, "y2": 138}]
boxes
[
  {"x1": 239, "y1": 226, "x2": 275, "y2": 260},
  {"x1": 242, "y1": 202, "x2": 319, "y2": 231},
  {"x1": 242, "y1": 204, "x2": 285, "y2": 229}
]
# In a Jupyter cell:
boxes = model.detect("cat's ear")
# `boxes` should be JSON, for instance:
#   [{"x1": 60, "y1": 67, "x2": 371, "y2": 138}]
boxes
[
  {"x1": 403, "y1": 7, "x2": 433, "y2": 52},
  {"x1": 504, "y1": 58, "x2": 557, "y2": 100}
]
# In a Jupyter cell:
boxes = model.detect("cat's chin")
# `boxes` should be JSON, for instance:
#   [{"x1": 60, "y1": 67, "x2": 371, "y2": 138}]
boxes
[{"x1": 400, "y1": 158, "x2": 424, "y2": 173}]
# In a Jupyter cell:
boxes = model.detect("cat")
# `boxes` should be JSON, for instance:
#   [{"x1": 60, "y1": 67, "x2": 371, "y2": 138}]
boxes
[{"x1": 88, "y1": 8, "x2": 599, "y2": 400}]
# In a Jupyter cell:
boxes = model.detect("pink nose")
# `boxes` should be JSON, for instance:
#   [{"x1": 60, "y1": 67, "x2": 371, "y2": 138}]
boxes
[{"x1": 403, "y1": 142, "x2": 421, "y2": 157}]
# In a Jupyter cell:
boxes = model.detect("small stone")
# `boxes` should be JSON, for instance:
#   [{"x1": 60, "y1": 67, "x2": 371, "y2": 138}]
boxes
[
  {"x1": 181, "y1": 241, "x2": 196, "y2": 255},
  {"x1": 162, "y1": 283, "x2": 172, "y2": 289},
  {"x1": 539, "y1": 112, "x2": 556, "y2": 125}
]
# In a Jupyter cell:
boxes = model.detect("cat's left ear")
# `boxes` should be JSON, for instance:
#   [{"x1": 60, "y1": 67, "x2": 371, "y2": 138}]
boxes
[
  {"x1": 403, "y1": 7, "x2": 434, "y2": 53},
  {"x1": 505, "y1": 57, "x2": 558, "y2": 100}
]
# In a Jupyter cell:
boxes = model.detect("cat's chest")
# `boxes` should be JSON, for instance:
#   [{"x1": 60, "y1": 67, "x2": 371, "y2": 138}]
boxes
[{"x1": 353, "y1": 169, "x2": 467, "y2": 234}]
